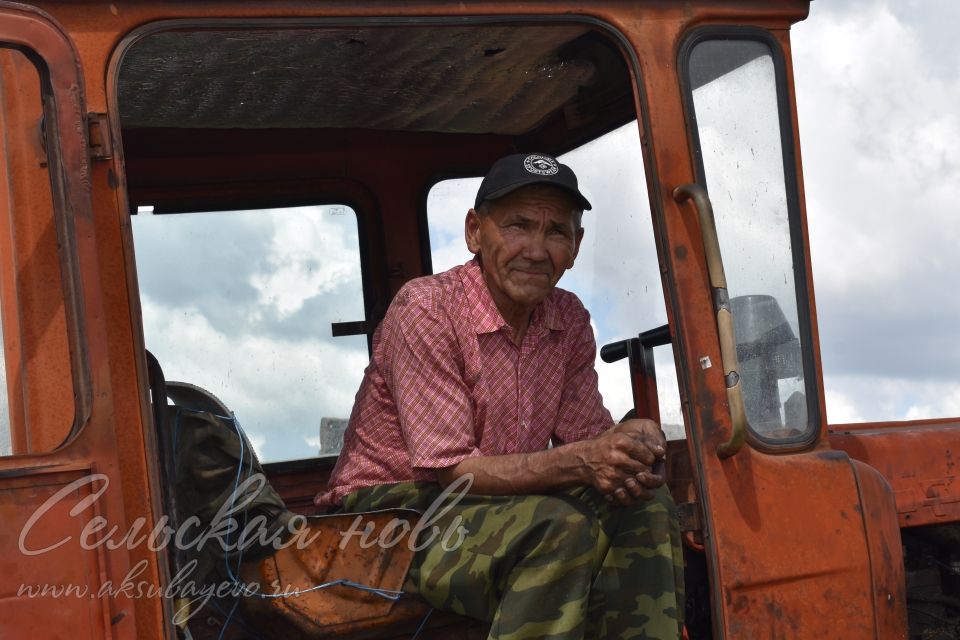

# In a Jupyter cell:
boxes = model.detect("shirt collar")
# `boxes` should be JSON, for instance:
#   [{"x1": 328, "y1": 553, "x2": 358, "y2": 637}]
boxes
[{"x1": 459, "y1": 257, "x2": 564, "y2": 336}]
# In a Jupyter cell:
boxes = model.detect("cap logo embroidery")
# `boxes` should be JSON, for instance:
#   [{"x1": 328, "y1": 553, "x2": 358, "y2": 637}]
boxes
[{"x1": 523, "y1": 154, "x2": 559, "y2": 176}]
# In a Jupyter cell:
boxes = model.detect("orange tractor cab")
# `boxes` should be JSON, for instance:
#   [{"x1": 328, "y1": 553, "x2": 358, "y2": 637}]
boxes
[{"x1": 0, "y1": 1, "x2": 957, "y2": 638}]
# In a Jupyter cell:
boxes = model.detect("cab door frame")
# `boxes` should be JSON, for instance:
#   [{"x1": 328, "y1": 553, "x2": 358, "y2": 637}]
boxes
[
  {"x1": 0, "y1": 3, "x2": 141, "y2": 639},
  {"x1": 621, "y1": 3, "x2": 908, "y2": 636}
]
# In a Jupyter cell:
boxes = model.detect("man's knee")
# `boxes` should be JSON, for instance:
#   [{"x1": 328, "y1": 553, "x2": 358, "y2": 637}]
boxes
[
  {"x1": 511, "y1": 494, "x2": 599, "y2": 560},
  {"x1": 610, "y1": 484, "x2": 679, "y2": 554}
]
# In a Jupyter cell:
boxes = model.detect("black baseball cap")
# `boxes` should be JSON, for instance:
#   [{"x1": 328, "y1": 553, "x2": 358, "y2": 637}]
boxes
[{"x1": 474, "y1": 153, "x2": 592, "y2": 211}]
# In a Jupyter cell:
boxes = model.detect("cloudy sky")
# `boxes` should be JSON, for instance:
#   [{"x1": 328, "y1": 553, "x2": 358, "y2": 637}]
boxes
[
  {"x1": 129, "y1": 1, "x2": 959, "y2": 462},
  {"x1": 793, "y1": 0, "x2": 960, "y2": 422}
]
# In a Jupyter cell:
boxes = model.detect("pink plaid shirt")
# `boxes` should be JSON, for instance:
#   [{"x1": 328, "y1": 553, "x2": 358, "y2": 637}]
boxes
[{"x1": 316, "y1": 257, "x2": 614, "y2": 506}]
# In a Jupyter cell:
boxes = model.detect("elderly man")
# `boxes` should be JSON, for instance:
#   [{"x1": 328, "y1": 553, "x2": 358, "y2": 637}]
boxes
[{"x1": 316, "y1": 153, "x2": 684, "y2": 639}]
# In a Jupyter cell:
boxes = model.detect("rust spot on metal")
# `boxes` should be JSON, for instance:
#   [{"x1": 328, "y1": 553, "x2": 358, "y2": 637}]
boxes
[
  {"x1": 766, "y1": 600, "x2": 784, "y2": 620},
  {"x1": 815, "y1": 449, "x2": 847, "y2": 461}
]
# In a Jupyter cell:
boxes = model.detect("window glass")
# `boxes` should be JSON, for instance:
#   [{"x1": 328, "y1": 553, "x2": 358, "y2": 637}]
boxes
[
  {"x1": 132, "y1": 205, "x2": 368, "y2": 462},
  {"x1": 688, "y1": 39, "x2": 813, "y2": 441},
  {"x1": 0, "y1": 47, "x2": 76, "y2": 455},
  {"x1": 427, "y1": 123, "x2": 685, "y2": 440},
  {"x1": 0, "y1": 313, "x2": 7, "y2": 455}
]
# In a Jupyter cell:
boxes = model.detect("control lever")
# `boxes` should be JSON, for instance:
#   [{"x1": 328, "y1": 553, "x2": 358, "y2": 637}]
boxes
[
  {"x1": 600, "y1": 337, "x2": 637, "y2": 364},
  {"x1": 601, "y1": 325, "x2": 671, "y2": 363},
  {"x1": 600, "y1": 324, "x2": 671, "y2": 426}
]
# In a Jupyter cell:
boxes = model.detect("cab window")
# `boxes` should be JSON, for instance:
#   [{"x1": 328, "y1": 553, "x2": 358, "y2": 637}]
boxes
[
  {"x1": 684, "y1": 34, "x2": 819, "y2": 444},
  {"x1": 131, "y1": 205, "x2": 367, "y2": 462}
]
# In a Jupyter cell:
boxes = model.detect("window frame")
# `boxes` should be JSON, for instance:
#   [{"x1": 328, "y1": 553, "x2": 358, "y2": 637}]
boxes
[
  {"x1": 678, "y1": 26, "x2": 822, "y2": 451},
  {"x1": 0, "y1": 30, "x2": 96, "y2": 457}
]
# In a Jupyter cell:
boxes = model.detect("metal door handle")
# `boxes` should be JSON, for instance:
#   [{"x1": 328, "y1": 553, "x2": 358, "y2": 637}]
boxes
[{"x1": 673, "y1": 183, "x2": 747, "y2": 458}]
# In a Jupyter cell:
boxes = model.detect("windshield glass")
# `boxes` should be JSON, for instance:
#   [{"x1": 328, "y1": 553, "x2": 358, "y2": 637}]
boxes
[{"x1": 688, "y1": 37, "x2": 816, "y2": 443}]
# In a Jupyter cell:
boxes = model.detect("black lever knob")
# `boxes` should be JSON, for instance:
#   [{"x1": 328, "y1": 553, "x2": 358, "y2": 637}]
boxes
[{"x1": 601, "y1": 339, "x2": 631, "y2": 363}]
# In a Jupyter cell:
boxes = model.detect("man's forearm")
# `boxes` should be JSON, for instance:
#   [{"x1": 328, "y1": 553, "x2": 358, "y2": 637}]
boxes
[
  {"x1": 434, "y1": 419, "x2": 667, "y2": 500},
  {"x1": 436, "y1": 441, "x2": 592, "y2": 495}
]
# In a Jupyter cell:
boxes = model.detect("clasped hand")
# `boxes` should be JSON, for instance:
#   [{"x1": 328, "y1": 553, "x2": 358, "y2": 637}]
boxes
[{"x1": 583, "y1": 418, "x2": 666, "y2": 506}]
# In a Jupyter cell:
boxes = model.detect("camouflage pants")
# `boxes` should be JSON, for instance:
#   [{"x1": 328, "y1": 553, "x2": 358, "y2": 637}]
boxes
[{"x1": 342, "y1": 482, "x2": 684, "y2": 640}]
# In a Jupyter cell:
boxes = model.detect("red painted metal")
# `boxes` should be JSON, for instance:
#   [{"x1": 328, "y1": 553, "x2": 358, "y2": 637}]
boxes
[
  {"x1": 0, "y1": 3, "x2": 142, "y2": 638},
  {"x1": 0, "y1": 1, "x2": 950, "y2": 639},
  {"x1": 831, "y1": 420, "x2": 960, "y2": 528},
  {"x1": 850, "y1": 460, "x2": 909, "y2": 638}
]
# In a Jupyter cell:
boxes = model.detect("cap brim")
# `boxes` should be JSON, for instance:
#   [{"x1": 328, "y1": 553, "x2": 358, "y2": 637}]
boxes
[{"x1": 481, "y1": 178, "x2": 592, "y2": 211}]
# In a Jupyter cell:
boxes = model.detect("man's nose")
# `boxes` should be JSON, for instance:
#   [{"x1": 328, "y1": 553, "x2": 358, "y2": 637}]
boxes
[{"x1": 523, "y1": 232, "x2": 549, "y2": 261}]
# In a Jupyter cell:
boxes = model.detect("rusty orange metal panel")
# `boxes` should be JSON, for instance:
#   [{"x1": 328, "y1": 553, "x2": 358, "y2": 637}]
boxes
[
  {"x1": 850, "y1": 460, "x2": 909, "y2": 639},
  {"x1": 0, "y1": 3, "x2": 144, "y2": 639},
  {"x1": 615, "y1": 3, "x2": 888, "y2": 637},
  {"x1": 0, "y1": 467, "x2": 112, "y2": 640},
  {"x1": 831, "y1": 420, "x2": 960, "y2": 528},
  {"x1": 704, "y1": 450, "x2": 882, "y2": 637},
  {"x1": 0, "y1": 44, "x2": 77, "y2": 454}
]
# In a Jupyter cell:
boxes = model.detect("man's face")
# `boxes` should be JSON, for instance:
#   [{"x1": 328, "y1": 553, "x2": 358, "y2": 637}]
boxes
[{"x1": 466, "y1": 186, "x2": 584, "y2": 314}]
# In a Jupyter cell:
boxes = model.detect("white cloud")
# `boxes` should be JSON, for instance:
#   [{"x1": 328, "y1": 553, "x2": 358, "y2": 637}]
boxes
[
  {"x1": 142, "y1": 295, "x2": 369, "y2": 461},
  {"x1": 794, "y1": 2, "x2": 960, "y2": 422},
  {"x1": 797, "y1": 6, "x2": 960, "y2": 289},
  {"x1": 135, "y1": 204, "x2": 370, "y2": 462},
  {"x1": 247, "y1": 433, "x2": 267, "y2": 458},
  {"x1": 250, "y1": 207, "x2": 362, "y2": 318},
  {"x1": 823, "y1": 389, "x2": 865, "y2": 424}
]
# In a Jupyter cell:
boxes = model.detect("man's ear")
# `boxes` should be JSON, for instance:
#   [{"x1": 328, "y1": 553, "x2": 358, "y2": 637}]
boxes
[
  {"x1": 465, "y1": 209, "x2": 482, "y2": 255},
  {"x1": 568, "y1": 226, "x2": 585, "y2": 269}
]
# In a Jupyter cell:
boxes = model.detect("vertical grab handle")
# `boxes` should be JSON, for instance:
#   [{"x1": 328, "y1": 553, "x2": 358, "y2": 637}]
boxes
[{"x1": 673, "y1": 183, "x2": 747, "y2": 458}]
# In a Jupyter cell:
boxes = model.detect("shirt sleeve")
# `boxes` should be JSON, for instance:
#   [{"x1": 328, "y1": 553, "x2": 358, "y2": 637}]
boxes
[
  {"x1": 378, "y1": 286, "x2": 481, "y2": 469},
  {"x1": 552, "y1": 303, "x2": 614, "y2": 444}
]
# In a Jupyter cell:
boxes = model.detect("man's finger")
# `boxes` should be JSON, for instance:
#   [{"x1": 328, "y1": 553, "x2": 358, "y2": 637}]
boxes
[
  {"x1": 613, "y1": 486, "x2": 633, "y2": 506},
  {"x1": 621, "y1": 439, "x2": 660, "y2": 466},
  {"x1": 635, "y1": 470, "x2": 665, "y2": 490},
  {"x1": 622, "y1": 477, "x2": 653, "y2": 500},
  {"x1": 612, "y1": 450, "x2": 650, "y2": 475},
  {"x1": 618, "y1": 419, "x2": 667, "y2": 452},
  {"x1": 633, "y1": 429, "x2": 666, "y2": 455}
]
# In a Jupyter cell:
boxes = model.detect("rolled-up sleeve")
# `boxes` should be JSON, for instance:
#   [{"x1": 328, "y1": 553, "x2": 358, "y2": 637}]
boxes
[
  {"x1": 379, "y1": 287, "x2": 481, "y2": 469},
  {"x1": 552, "y1": 305, "x2": 614, "y2": 444}
]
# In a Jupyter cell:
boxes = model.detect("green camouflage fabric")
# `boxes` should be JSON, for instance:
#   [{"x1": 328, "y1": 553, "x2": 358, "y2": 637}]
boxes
[{"x1": 342, "y1": 482, "x2": 684, "y2": 640}]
